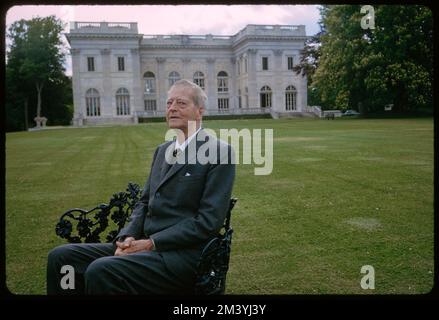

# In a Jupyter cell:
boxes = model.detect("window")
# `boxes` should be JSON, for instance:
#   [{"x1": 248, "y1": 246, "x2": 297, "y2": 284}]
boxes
[
  {"x1": 260, "y1": 86, "x2": 272, "y2": 108},
  {"x1": 238, "y1": 89, "x2": 242, "y2": 108},
  {"x1": 144, "y1": 99, "x2": 157, "y2": 111},
  {"x1": 217, "y1": 71, "x2": 228, "y2": 93},
  {"x1": 143, "y1": 71, "x2": 156, "y2": 94},
  {"x1": 87, "y1": 57, "x2": 95, "y2": 72},
  {"x1": 169, "y1": 71, "x2": 181, "y2": 87},
  {"x1": 244, "y1": 57, "x2": 248, "y2": 73},
  {"x1": 193, "y1": 71, "x2": 205, "y2": 90},
  {"x1": 288, "y1": 56, "x2": 294, "y2": 70},
  {"x1": 245, "y1": 87, "x2": 249, "y2": 108},
  {"x1": 285, "y1": 85, "x2": 297, "y2": 110},
  {"x1": 262, "y1": 57, "x2": 268, "y2": 70},
  {"x1": 118, "y1": 57, "x2": 125, "y2": 71},
  {"x1": 116, "y1": 88, "x2": 130, "y2": 115},
  {"x1": 218, "y1": 98, "x2": 229, "y2": 110},
  {"x1": 237, "y1": 61, "x2": 240, "y2": 75},
  {"x1": 85, "y1": 88, "x2": 100, "y2": 116}
]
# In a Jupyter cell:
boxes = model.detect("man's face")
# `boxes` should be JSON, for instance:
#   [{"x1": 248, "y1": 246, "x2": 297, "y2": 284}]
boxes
[{"x1": 166, "y1": 86, "x2": 204, "y2": 135}]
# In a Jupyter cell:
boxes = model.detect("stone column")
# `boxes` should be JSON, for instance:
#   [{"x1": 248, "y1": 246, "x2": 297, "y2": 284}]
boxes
[
  {"x1": 299, "y1": 74, "x2": 308, "y2": 112},
  {"x1": 130, "y1": 48, "x2": 142, "y2": 121},
  {"x1": 101, "y1": 48, "x2": 112, "y2": 118},
  {"x1": 70, "y1": 48, "x2": 83, "y2": 126},
  {"x1": 247, "y1": 49, "x2": 258, "y2": 108},
  {"x1": 206, "y1": 58, "x2": 216, "y2": 112},
  {"x1": 156, "y1": 57, "x2": 167, "y2": 112},
  {"x1": 181, "y1": 58, "x2": 191, "y2": 79},
  {"x1": 229, "y1": 57, "x2": 237, "y2": 112},
  {"x1": 273, "y1": 49, "x2": 284, "y2": 113},
  {"x1": 237, "y1": 54, "x2": 244, "y2": 110}
]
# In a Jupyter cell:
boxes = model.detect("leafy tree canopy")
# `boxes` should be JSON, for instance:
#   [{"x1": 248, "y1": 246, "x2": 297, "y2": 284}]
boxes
[
  {"x1": 6, "y1": 16, "x2": 71, "y2": 131},
  {"x1": 299, "y1": 5, "x2": 432, "y2": 113}
]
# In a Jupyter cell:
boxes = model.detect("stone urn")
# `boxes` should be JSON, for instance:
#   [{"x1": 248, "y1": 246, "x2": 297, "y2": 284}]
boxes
[{"x1": 34, "y1": 116, "x2": 48, "y2": 128}]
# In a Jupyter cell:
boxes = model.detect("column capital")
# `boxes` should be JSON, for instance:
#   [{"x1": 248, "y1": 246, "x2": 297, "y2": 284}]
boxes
[
  {"x1": 247, "y1": 48, "x2": 258, "y2": 55},
  {"x1": 181, "y1": 35, "x2": 189, "y2": 45},
  {"x1": 100, "y1": 48, "x2": 111, "y2": 55},
  {"x1": 181, "y1": 57, "x2": 191, "y2": 63},
  {"x1": 273, "y1": 49, "x2": 283, "y2": 56},
  {"x1": 206, "y1": 57, "x2": 216, "y2": 64},
  {"x1": 130, "y1": 48, "x2": 139, "y2": 55},
  {"x1": 156, "y1": 57, "x2": 166, "y2": 64},
  {"x1": 230, "y1": 57, "x2": 236, "y2": 64},
  {"x1": 70, "y1": 48, "x2": 81, "y2": 55}
]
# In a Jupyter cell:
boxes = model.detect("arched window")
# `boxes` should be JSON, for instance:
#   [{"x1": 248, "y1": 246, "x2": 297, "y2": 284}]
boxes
[
  {"x1": 217, "y1": 71, "x2": 228, "y2": 93},
  {"x1": 85, "y1": 88, "x2": 100, "y2": 116},
  {"x1": 285, "y1": 85, "x2": 297, "y2": 110},
  {"x1": 238, "y1": 89, "x2": 242, "y2": 108},
  {"x1": 169, "y1": 71, "x2": 181, "y2": 87},
  {"x1": 260, "y1": 86, "x2": 272, "y2": 108},
  {"x1": 193, "y1": 71, "x2": 205, "y2": 90},
  {"x1": 143, "y1": 71, "x2": 156, "y2": 111},
  {"x1": 143, "y1": 71, "x2": 156, "y2": 94},
  {"x1": 116, "y1": 88, "x2": 130, "y2": 115}
]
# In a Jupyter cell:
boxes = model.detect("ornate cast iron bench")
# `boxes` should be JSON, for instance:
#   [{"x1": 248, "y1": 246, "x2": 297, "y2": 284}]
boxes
[{"x1": 55, "y1": 182, "x2": 237, "y2": 295}]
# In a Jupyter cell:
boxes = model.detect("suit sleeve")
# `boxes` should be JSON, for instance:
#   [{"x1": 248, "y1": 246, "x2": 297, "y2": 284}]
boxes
[
  {"x1": 150, "y1": 144, "x2": 235, "y2": 251},
  {"x1": 115, "y1": 147, "x2": 159, "y2": 241}
]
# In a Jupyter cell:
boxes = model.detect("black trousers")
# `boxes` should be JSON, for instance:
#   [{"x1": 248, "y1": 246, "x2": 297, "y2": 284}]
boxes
[{"x1": 47, "y1": 243, "x2": 193, "y2": 295}]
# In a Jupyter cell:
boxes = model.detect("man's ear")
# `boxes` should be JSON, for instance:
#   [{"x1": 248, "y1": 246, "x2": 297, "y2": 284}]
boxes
[{"x1": 197, "y1": 107, "x2": 205, "y2": 120}]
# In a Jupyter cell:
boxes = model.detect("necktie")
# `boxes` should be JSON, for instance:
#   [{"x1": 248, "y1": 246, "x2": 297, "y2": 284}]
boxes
[
  {"x1": 162, "y1": 148, "x2": 181, "y2": 178},
  {"x1": 173, "y1": 148, "x2": 183, "y2": 158}
]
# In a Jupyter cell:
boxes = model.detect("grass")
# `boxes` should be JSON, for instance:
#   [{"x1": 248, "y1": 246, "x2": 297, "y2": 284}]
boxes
[{"x1": 5, "y1": 117, "x2": 434, "y2": 295}]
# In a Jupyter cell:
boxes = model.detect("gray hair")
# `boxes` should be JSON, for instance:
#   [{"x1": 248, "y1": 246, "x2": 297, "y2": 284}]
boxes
[{"x1": 169, "y1": 79, "x2": 207, "y2": 109}]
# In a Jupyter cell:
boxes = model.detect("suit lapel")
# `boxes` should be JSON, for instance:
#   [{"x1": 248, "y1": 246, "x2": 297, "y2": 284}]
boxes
[
  {"x1": 160, "y1": 141, "x2": 175, "y2": 180},
  {"x1": 160, "y1": 149, "x2": 185, "y2": 184}
]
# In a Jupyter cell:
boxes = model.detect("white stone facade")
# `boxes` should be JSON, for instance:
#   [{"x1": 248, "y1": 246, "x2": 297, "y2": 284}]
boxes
[{"x1": 66, "y1": 22, "x2": 309, "y2": 126}]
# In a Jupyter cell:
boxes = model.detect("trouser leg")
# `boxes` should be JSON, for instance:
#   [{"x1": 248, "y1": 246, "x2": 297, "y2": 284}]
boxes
[
  {"x1": 84, "y1": 251, "x2": 195, "y2": 295},
  {"x1": 47, "y1": 242, "x2": 114, "y2": 295}
]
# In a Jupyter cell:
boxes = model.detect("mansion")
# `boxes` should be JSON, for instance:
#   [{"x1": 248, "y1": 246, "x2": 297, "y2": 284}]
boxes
[{"x1": 66, "y1": 22, "x2": 311, "y2": 126}]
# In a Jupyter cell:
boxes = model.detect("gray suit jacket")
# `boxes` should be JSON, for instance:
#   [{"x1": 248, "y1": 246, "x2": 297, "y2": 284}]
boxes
[{"x1": 116, "y1": 128, "x2": 235, "y2": 278}]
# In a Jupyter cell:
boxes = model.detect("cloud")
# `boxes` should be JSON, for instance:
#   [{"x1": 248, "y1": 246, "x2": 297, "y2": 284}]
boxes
[
  {"x1": 134, "y1": 5, "x2": 320, "y2": 35},
  {"x1": 7, "y1": 4, "x2": 321, "y2": 36},
  {"x1": 6, "y1": 5, "x2": 321, "y2": 76}
]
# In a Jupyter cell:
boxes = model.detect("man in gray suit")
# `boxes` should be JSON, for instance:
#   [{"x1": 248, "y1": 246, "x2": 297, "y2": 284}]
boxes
[{"x1": 47, "y1": 79, "x2": 235, "y2": 294}]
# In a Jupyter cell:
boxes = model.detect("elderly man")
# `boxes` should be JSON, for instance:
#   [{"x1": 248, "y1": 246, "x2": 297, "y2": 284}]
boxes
[{"x1": 47, "y1": 79, "x2": 235, "y2": 294}]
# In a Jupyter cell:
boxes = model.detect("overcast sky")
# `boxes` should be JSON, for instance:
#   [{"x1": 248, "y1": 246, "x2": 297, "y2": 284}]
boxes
[{"x1": 6, "y1": 5, "x2": 321, "y2": 75}]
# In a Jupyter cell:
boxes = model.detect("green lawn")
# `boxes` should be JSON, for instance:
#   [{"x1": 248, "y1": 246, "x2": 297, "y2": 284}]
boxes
[{"x1": 5, "y1": 118, "x2": 434, "y2": 294}]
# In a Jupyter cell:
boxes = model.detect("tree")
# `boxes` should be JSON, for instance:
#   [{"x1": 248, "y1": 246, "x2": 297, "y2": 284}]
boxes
[
  {"x1": 42, "y1": 74, "x2": 73, "y2": 125},
  {"x1": 5, "y1": 67, "x2": 28, "y2": 131},
  {"x1": 293, "y1": 32, "x2": 323, "y2": 107},
  {"x1": 310, "y1": 5, "x2": 432, "y2": 113},
  {"x1": 293, "y1": 33, "x2": 322, "y2": 86},
  {"x1": 6, "y1": 16, "x2": 70, "y2": 130},
  {"x1": 362, "y1": 5, "x2": 433, "y2": 112},
  {"x1": 293, "y1": 6, "x2": 326, "y2": 107}
]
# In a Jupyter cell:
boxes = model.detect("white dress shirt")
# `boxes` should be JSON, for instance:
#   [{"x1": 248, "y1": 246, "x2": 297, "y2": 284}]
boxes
[{"x1": 174, "y1": 127, "x2": 202, "y2": 153}]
